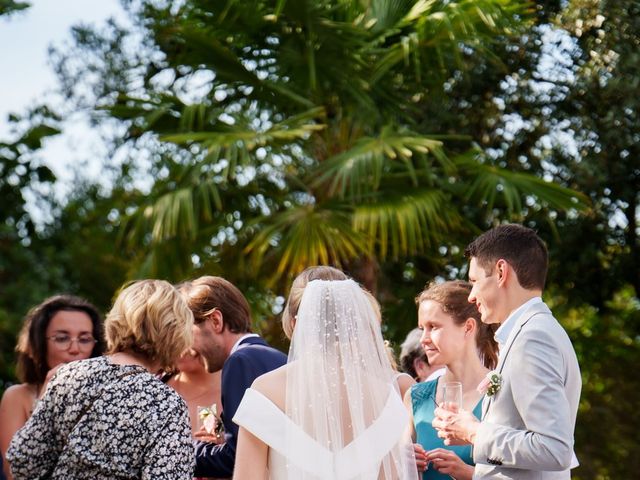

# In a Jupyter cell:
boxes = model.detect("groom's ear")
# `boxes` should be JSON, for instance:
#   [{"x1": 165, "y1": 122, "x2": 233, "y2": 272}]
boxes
[{"x1": 495, "y1": 259, "x2": 509, "y2": 286}]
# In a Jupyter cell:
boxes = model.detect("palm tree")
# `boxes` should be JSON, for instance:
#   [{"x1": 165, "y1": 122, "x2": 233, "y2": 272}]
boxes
[{"x1": 105, "y1": 0, "x2": 587, "y2": 290}]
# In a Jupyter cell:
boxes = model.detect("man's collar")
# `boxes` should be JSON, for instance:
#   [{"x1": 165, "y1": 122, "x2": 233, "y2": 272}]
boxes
[
  {"x1": 230, "y1": 333, "x2": 260, "y2": 355},
  {"x1": 495, "y1": 296, "x2": 543, "y2": 347}
]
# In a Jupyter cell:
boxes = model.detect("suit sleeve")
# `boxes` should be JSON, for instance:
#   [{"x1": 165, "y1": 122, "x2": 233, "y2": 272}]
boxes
[
  {"x1": 193, "y1": 353, "x2": 255, "y2": 477},
  {"x1": 473, "y1": 327, "x2": 575, "y2": 471}
]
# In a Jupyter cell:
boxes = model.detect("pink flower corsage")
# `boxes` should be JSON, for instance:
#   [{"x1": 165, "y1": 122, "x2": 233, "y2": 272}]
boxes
[{"x1": 477, "y1": 371, "x2": 503, "y2": 397}]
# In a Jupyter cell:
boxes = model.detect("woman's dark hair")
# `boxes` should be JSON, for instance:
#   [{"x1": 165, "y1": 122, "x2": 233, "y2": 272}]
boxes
[
  {"x1": 416, "y1": 280, "x2": 498, "y2": 369},
  {"x1": 15, "y1": 295, "x2": 105, "y2": 385}
]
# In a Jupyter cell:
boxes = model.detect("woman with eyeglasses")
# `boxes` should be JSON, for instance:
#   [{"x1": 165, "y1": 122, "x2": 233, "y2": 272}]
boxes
[
  {"x1": 0, "y1": 295, "x2": 104, "y2": 480},
  {"x1": 7, "y1": 280, "x2": 196, "y2": 479}
]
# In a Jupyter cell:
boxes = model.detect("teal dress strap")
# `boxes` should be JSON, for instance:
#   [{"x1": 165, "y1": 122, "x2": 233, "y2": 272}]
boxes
[{"x1": 411, "y1": 379, "x2": 482, "y2": 480}]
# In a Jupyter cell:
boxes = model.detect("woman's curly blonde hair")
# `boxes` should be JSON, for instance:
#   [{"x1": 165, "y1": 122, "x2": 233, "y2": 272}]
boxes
[{"x1": 105, "y1": 279, "x2": 194, "y2": 370}]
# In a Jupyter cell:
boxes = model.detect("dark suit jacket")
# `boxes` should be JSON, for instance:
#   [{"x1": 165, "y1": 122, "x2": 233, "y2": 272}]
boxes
[
  {"x1": 0, "y1": 454, "x2": 6, "y2": 480},
  {"x1": 194, "y1": 335, "x2": 287, "y2": 477}
]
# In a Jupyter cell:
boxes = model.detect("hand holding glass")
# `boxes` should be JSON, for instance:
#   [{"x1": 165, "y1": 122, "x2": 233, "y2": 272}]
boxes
[{"x1": 442, "y1": 381, "x2": 462, "y2": 412}]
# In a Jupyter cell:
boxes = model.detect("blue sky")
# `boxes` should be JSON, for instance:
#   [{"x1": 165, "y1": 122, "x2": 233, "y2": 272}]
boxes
[{"x1": 0, "y1": 0, "x2": 125, "y2": 194}]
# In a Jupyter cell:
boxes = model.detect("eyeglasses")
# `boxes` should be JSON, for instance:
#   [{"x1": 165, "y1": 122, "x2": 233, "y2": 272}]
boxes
[{"x1": 46, "y1": 334, "x2": 96, "y2": 351}]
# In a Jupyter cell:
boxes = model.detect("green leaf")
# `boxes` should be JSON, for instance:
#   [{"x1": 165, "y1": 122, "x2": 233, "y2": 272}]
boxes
[
  {"x1": 457, "y1": 153, "x2": 591, "y2": 214},
  {"x1": 244, "y1": 204, "x2": 367, "y2": 284},
  {"x1": 310, "y1": 128, "x2": 446, "y2": 198},
  {"x1": 353, "y1": 188, "x2": 463, "y2": 258}
]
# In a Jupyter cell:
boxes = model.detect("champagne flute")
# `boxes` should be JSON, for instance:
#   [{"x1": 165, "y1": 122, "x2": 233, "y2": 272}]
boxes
[{"x1": 442, "y1": 381, "x2": 462, "y2": 412}]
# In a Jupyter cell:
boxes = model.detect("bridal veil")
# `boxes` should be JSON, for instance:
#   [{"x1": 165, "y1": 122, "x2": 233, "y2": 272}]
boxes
[{"x1": 282, "y1": 279, "x2": 417, "y2": 479}]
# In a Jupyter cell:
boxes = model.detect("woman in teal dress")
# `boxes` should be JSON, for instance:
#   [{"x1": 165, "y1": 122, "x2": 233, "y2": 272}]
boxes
[{"x1": 405, "y1": 281, "x2": 498, "y2": 480}]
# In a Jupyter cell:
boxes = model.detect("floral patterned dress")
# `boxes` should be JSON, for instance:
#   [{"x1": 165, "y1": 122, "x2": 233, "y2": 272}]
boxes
[{"x1": 7, "y1": 356, "x2": 194, "y2": 479}]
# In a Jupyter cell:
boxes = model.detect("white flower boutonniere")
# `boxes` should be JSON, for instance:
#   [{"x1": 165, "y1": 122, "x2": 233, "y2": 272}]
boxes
[
  {"x1": 198, "y1": 403, "x2": 224, "y2": 437},
  {"x1": 477, "y1": 371, "x2": 503, "y2": 397}
]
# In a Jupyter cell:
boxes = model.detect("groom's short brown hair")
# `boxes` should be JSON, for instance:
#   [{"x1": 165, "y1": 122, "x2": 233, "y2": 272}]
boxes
[{"x1": 465, "y1": 224, "x2": 548, "y2": 290}]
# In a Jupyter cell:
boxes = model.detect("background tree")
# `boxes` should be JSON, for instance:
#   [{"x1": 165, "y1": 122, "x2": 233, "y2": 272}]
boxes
[
  {"x1": 0, "y1": 0, "x2": 29, "y2": 16},
  {"x1": 441, "y1": 0, "x2": 640, "y2": 476},
  {"x1": 1, "y1": 1, "x2": 638, "y2": 477},
  {"x1": 49, "y1": 0, "x2": 585, "y2": 290},
  {"x1": 45, "y1": 0, "x2": 589, "y2": 346},
  {"x1": 0, "y1": 108, "x2": 60, "y2": 390}
]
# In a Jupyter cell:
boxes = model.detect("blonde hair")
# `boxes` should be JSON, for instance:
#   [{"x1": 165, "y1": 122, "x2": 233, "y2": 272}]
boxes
[
  {"x1": 105, "y1": 279, "x2": 194, "y2": 370},
  {"x1": 281, "y1": 266, "x2": 348, "y2": 338}
]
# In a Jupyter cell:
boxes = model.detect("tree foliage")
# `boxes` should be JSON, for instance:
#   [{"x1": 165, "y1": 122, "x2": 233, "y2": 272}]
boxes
[
  {"x1": 46, "y1": 0, "x2": 587, "y2": 292},
  {"x1": 0, "y1": 2, "x2": 638, "y2": 478}
]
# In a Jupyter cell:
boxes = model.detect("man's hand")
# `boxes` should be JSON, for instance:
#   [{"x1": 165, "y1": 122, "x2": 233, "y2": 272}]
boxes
[
  {"x1": 194, "y1": 426, "x2": 224, "y2": 444},
  {"x1": 432, "y1": 406, "x2": 479, "y2": 446}
]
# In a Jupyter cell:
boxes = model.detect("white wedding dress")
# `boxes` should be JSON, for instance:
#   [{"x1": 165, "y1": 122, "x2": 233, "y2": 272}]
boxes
[
  {"x1": 233, "y1": 279, "x2": 418, "y2": 480},
  {"x1": 233, "y1": 384, "x2": 412, "y2": 479}
]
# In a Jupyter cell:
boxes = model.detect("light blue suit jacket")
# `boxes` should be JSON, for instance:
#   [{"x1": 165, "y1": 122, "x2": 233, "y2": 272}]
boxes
[{"x1": 473, "y1": 301, "x2": 581, "y2": 479}]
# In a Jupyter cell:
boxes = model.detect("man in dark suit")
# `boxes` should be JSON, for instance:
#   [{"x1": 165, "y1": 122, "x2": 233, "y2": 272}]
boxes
[{"x1": 183, "y1": 276, "x2": 287, "y2": 479}]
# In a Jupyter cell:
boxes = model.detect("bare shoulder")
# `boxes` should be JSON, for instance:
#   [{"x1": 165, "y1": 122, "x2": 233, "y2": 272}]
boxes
[
  {"x1": 250, "y1": 364, "x2": 287, "y2": 409},
  {"x1": 395, "y1": 372, "x2": 416, "y2": 399},
  {"x1": 0, "y1": 383, "x2": 35, "y2": 410},
  {"x1": 0, "y1": 383, "x2": 34, "y2": 440}
]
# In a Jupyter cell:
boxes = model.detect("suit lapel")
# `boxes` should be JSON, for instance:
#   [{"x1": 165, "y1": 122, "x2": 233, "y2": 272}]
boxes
[
  {"x1": 481, "y1": 301, "x2": 551, "y2": 420},
  {"x1": 481, "y1": 394, "x2": 491, "y2": 419}
]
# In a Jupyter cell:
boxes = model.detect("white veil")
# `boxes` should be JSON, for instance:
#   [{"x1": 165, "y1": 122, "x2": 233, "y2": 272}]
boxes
[{"x1": 282, "y1": 279, "x2": 418, "y2": 479}]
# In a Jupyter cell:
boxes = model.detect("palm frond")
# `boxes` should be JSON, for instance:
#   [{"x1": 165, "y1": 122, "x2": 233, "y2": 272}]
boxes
[
  {"x1": 353, "y1": 188, "x2": 463, "y2": 258},
  {"x1": 161, "y1": 106, "x2": 326, "y2": 179},
  {"x1": 243, "y1": 204, "x2": 367, "y2": 284},
  {"x1": 369, "y1": 0, "x2": 533, "y2": 86},
  {"x1": 120, "y1": 169, "x2": 223, "y2": 246},
  {"x1": 310, "y1": 127, "x2": 449, "y2": 198},
  {"x1": 456, "y1": 153, "x2": 591, "y2": 213},
  {"x1": 130, "y1": 238, "x2": 195, "y2": 281},
  {"x1": 171, "y1": 27, "x2": 316, "y2": 108}
]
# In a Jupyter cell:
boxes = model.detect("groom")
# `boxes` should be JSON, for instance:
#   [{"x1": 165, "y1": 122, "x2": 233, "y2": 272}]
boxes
[{"x1": 433, "y1": 224, "x2": 581, "y2": 479}]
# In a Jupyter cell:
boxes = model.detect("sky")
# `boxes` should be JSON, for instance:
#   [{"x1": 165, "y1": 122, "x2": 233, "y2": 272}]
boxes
[{"x1": 0, "y1": 0, "x2": 126, "y2": 192}]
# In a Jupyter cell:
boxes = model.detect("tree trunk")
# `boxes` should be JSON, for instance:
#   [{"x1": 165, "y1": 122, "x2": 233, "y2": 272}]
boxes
[{"x1": 346, "y1": 256, "x2": 379, "y2": 295}]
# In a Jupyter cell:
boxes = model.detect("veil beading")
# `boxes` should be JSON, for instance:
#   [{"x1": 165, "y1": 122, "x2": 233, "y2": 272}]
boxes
[{"x1": 283, "y1": 279, "x2": 418, "y2": 479}]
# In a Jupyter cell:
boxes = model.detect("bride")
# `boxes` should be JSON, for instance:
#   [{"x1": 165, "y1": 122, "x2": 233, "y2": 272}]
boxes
[{"x1": 232, "y1": 266, "x2": 418, "y2": 479}]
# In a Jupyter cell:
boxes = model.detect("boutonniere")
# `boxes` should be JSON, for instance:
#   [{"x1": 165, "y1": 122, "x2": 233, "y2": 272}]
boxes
[
  {"x1": 198, "y1": 403, "x2": 225, "y2": 437},
  {"x1": 477, "y1": 371, "x2": 503, "y2": 397}
]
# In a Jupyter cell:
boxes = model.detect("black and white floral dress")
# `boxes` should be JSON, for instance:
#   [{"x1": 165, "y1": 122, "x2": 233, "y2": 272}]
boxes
[{"x1": 7, "y1": 356, "x2": 194, "y2": 479}]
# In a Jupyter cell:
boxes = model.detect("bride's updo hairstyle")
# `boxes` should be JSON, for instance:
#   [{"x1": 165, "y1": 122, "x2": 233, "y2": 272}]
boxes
[
  {"x1": 281, "y1": 266, "x2": 348, "y2": 339},
  {"x1": 416, "y1": 280, "x2": 499, "y2": 370}
]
